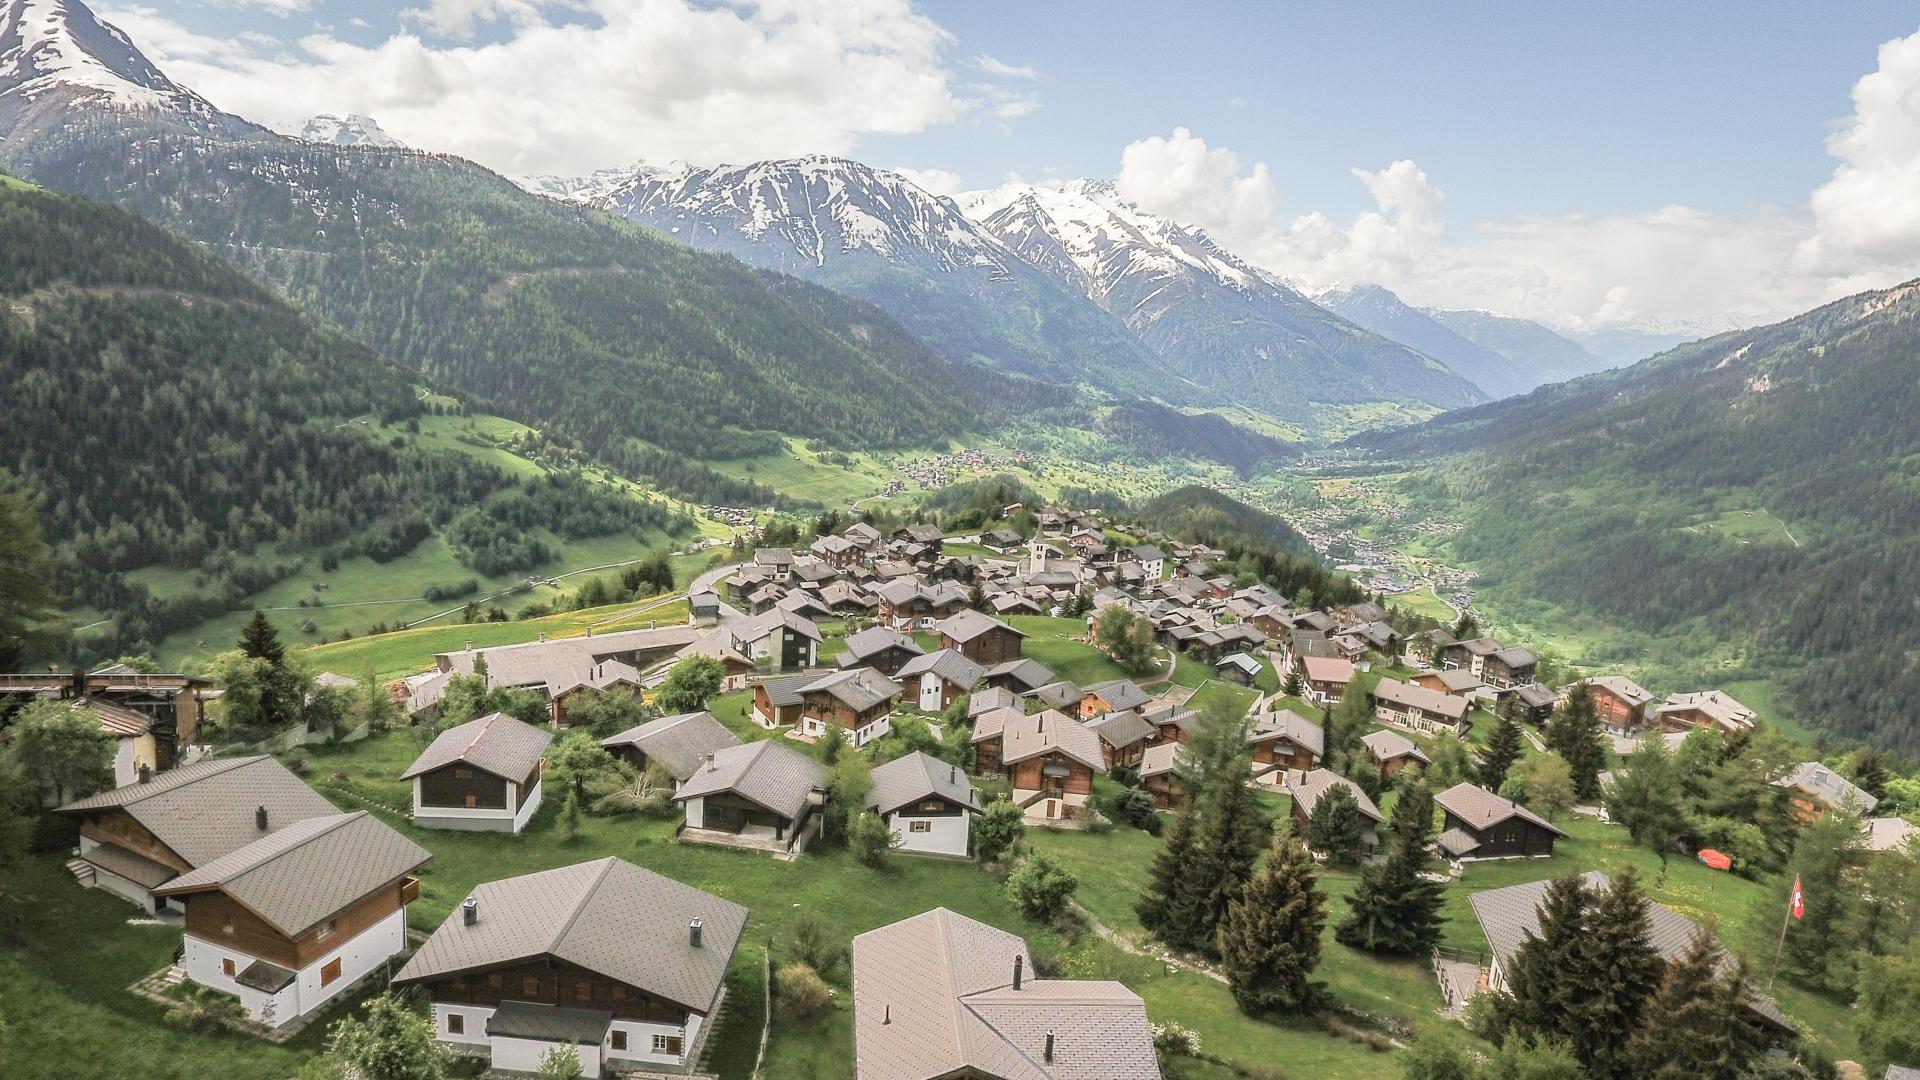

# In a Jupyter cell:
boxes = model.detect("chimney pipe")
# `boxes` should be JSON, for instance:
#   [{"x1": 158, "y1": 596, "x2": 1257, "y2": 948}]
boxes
[
  {"x1": 1044, "y1": 1029, "x2": 1055, "y2": 1064},
  {"x1": 882, "y1": 1003, "x2": 891, "y2": 1025},
  {"x1": 1012, "y1": 955, "x2": 1023, "y2": 991},
  {"x1": 255, "y1": 805, "x2": 269, "y2": 832},
  {"x1": 689, "y1": 917, "x2": 704, "y2": 948},
  {"x1": 462, "y1": 898, "x2": 478, "y2": 926},
  {"x1": 138, "y1": 763, "x2": 152, "y2": 785},
  {"x1": 705, "y1": 753, "x2": 716, "y2": 772}
]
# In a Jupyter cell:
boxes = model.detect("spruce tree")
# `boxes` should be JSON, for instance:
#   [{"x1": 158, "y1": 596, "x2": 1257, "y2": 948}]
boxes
[
  {"x1": 0, "y1": 468, "x2": 56, "y2": 670},
  {"x1": 1306, "y1": 782, "x2": 1367, "y2": 865},
  {"x1": 1393, "y1": 776, "x2": 1437, "y2": 851},
  {"x1": 1491, "y1": 872, "x2": 1592, "y2": 1045},
  {"x1": 1136, "y1": 801, "x2": 1204, "y2": 947},
  {"x1": 1572, "y1": 869, "x2": 1663, "y2": 1078},
  {"x1": 239, "y1": 609, "x2": 286, "y2": 664},
  {"x1": 1545, "y1": 682, "x2": 1606, "y2": 802},
  {"x1": 1622, "y1": 932, "x2": 1764, "y2": 1080},
  {"x1": 1189, "y1": 769, "x2": 1270, "y2": 954},
  {"x1": 1339, "y1": 777, "x2": 1444, "y2": 955},
  {"x1": 1217, "y1": 821, "x2": 1325, "y2": 1015},
  {"x1": 1478, "y1": 712, "x2": 1525, "y2": 792}
]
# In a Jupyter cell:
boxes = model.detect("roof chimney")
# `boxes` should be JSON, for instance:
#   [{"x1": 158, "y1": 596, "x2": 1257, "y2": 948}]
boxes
[
  {"x1": 462, "y1": 897, "x2": 478, "y2": 926},
  {"x1": 949, "y1": 765, "x2": 956, "y2": 784},
  {"x1": 705, "y1": 753, "x2": 717, "y2": 772},
  {"x1": 1044, "y1": 1030, "x2": 1055, "y2": 1064},
  {"x1": 137, "y1": 763, "x2": 152, "y2": 785},
  {"x1": 254, "y1": 805, "x2": 269, "y2": 832},
  {"x1": 689, "y1": 916, "x2": 704, "y2": 948},
  {"x1": 1012, "y1": 954, "x2": 1023, "y2": 991}
]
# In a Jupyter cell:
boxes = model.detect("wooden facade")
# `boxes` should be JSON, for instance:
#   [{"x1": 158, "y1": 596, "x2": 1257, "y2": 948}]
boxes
[
  {"x1": 973, "y1": 735, "x2": 1004, "y2": 775},
  {"x1": 182, "y1": 875, "x2": 418, "y2": 970},
  {"x1": 1442, "y1": 811, "x2": 1559, "y2": 859},
  {"x1": 416, "y1": 760, "x2": 541, "y2": 813},
  {"x1": 1007, "y1": 752, "x2": 1095, "y2": 797},
  {"x1": 423, "y1": 956, "x2": 692, "y2": 1027},
  {"x1": 944, "y1": 626, "x2": 1023, "y2": 666},
  {"x1": 79, "y1": 808, "x2": 191, "y2": 876},
  {"x1": 1250, "y1": 738, "x2": 1316, "y2": 775}
]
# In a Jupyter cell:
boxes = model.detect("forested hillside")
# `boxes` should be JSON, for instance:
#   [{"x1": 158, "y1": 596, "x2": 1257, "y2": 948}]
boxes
[
  {"x1": 1094, "y1": 402, "x2": 1296, "y2": 476},
  {"x1": 0, "y1": 176, "x2": 685, "y2": 658},
  {"x1": 1353, "y1": 280, "x2": 1920, "y2": 754},
  {"x1": 1135, "y1": 486, "x2": 1361, "y2": 608},
  {"x1": 0, "y1": 111, "x2": 1014, "y2": 470}
]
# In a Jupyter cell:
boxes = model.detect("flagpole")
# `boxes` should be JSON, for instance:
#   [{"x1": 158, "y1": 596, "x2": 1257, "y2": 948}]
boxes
[{"x1": 1767, "y1": 880, "x2": 1794, "y2": 990}]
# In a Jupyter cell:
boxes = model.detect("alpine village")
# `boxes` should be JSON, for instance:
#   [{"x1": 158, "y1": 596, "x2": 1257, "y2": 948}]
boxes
[{"x1": 1, "y1": 3, "x2": 1919, "y2": 1080}]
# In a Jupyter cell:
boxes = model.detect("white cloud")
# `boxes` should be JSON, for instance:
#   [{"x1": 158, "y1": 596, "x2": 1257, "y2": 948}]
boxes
[
  {"x1": 1227, "y1": 95, "x2": 1246, "y2": 109},
  {"x1": 890, "y1": 166, "x2": 963, "y2": 196},
  {"x1": 400, "y1": 0, "x2": 553, "y2": 40},
  {"x1": 109, "y1": 0, "x2": 967, "y2": 176},
  {"x1": 194, "y1": 0, "x2": 311, "y2": 14},
  {"x1": 974, "y1": 53, "x2": 1037, "y2": 79},
  {"x1": 1110, "y1": 25, "x2": 1920, "y2": 333}
]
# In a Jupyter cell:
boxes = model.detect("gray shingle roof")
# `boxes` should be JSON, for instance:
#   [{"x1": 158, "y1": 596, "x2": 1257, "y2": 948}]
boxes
[
  {"x1": 1435, "y1": 782, "x2": 1564, "y2": 837},
  {"x1": 1361, "y1": 728, "x2": 1429, "y2": 765},
  {"x1": 395, "y1": 857, "x2": 747, "y2": 1015},
  {"x1": 758, "y1": 674, "x2": 817, "y2": 709},
  {"x1": 1468, "y1": 871, "x2": 1790, "y2": 1030},
  {"x1": 1084, "y1": 679, "x2": 1150, "y2": 713},
  {"x1": 56, "y1": 755, "x2": 340, "y2": 868},
  {"x1": 842, "y1": 626, "x2": 924, "y2": 663},
  {"x1": 437, "y1": 625, "x2": 702, "y2": 694},
  {"x1": 1249, "y1": 710, "x2": 1325, "y2": 758},
  {"x1": 400, "y1": 712, "x2": 553, "y2": 782},
  {"x1": 802, "y1": 667, "x2": 902, "y2": 714},
  {"x1": 599, "y1": 712, "x2": 742, "y2": 781},
  {"x1": 1085, "y1": 708, "x2": 1155, "y2": 749},
  {"x1": 1287, "y1": 768, "x2": 1384, "y2": 824},
  {"x1": 1373, "y1": 677, "x2": 1471, "y2": 720},
  {"x1": 487, "y1": 1000, "x2": 613, "y2": 1045},
  {"x1": 674, "y1": 739, "x2": 827, "y2": 821},
  {"x1": 867, "y1": 751, "x2": 980, "y2": 816},
  {"x1": 932, "y1": 609, "x2": 1023, "y2": 644},
  {"x1": 896, "y1": 649, "x2": 986, "y2": 689},
  {"x1": 1026, "y1": 680, "x2": 1084, "y2": 711},
  {"x1": 1000, "y1": 711, "x2": 1106, "y2": 773},
  {"x1": 1774, "y1": 761, "x2": 1879, "y2": 813},
  {"x1": 155, "y1": 811, "x2": 430, "y2": 936},
  {"x1": 851, "y1": 908, "x2": 1160, "y2": 1080},
  {"x1": 968, "y1": 686, "x2": 1019, "y2": 716},
  {"x1": 1138, "y1": 741, "x2": 1187, "y2": 779}
]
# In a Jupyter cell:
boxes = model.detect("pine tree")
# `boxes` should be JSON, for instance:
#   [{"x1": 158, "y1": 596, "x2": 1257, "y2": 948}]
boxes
[
  {"x1": 1217, "y1": 821, "x2": 1325, "y2": 1015},
  {"x1": 1338, "y1": 777, "x2": 1444, "y2": 955},
  {"x1": 1545, "y1": 682, "x2": 1606, "y2": 802},
  {"x1": 0, "y1": 468, "x2": 56, "y2": 670},
  {"x1": 1849, "y1": 748, "x2": 1891, "y2": 802},
  {"x1": 1306, "y1": 782, "x2": 1367, "y2": 865},
  {"x1": 1572, "y1": 869, "x2": 1663, "y2": 1078},
  {"x1": 1622, "y1": 931, "x2": 1764, "y2": 1080},
  {"x1": 1491, "y1": 872, "x2": 1592, "y2": 1046},
  {"x1": 1393, "y1": 776, "x2": 1437, "y2": 851},
  {"x1": 1136, "y1": 801, "x2": 1203, "y2": 946},
  {"x1": 1188, "y1": 771, "x2": 1270, "y2": 954},
  {"x1": 1478, "y1": 712, "x2": 1525, "y2": 792},
  {"x1": 238, "y1": 609, "x2": 286, "y2": 664},
  {"x1": 1282, "y1": 669, "x2": 1304, "y2": 699}
]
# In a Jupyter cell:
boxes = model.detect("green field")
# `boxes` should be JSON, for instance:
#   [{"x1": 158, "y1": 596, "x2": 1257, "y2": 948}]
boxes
[{"x1": 1004, "y1": 615, "x2": 1132, "y2": 687}]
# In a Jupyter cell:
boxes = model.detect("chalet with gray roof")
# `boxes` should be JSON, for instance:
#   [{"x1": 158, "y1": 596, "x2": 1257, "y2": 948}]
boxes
[
  {"x1": 1360, "y1": 728, "x2": 1429, "y2": 783},
  {"x1": 401, "y1": 712, "x2": 552, "y2": 833},
  {"x1": 851, "y1": 908, "x2": 1160, "y2": 1080},
  {"x1": 1287, "y1": 768, "x2": 1384, "y2": 858},
  {"x1": 797, "y1": 667, "x2": 902, "y2": 742},
  {"x1": 1507, "y1": 682, "x2": 1560, "y2": 724},
  {"x1": 1248, "y1": 710, "x2": 1323, "y2": 784},
  {"x1": 997, "y1": 710, "x2": 1106, "y2": 825},
  {"x1": 1371, "y1": 677, "x2": 1472, "y2": 738},
  {"x1": 984, "y1": 657, "x2": 1054, "y2": 695},
  {"x1": 752, "y1": 673, "x2": 815, "y2": 728},
  {"x1": 56, "y1": 755, "x2": 339, "y2": 912},
  {"x1": 897, "y1": 648, "x2": 986, "y2": 713},
  {"x1": 1078, "y1": 678, "x2": 1149, "y2": 718},
  {"x1": 600, "y1": 712, "x2": 742, "y2": 782},
  {"x1": 1775, "y1": 761, "x2": 1878, "y2": 821},
  {"x1": 1654, "y1": 689, "x2": 1757, "y2": 734},
  {"x1": 1025, "y1": 679, "x2": 1084, "y2": 713},
  {"x1": 730, "y1": 609, "x2": 822, "y2": 672},
  {"x1": 1139, "y1": 742, "x2": 1193, "y2": 809},
  {"x1": 157, "y1": 811, "x2": 429, "y2": 1028},
  {"x1": 838, "y1": 625, "x2": 925, "y2": 677},
  {"x1": 1466, "y1": 872, "x2": 1792, "y2": 1036},
  {"x1": 1084, "y1": 708, "x2": 1156, "y2": 769},
  {"x1": 1433, "y1": 782, "x2": 1563, "y2": 861},
  {"x1": 395, "y1": 857, "x2": 747, "y2": 1075},
  {"x1": 675, "y1": 740, "x2": 828, "y2": 855},
  {"x1": 1576, "y1": 675, "x2": 1655, "y2": 734},
  {"x1": 932, "y1": 609, "x2": 1026, "y2": 665},
  {"x1": 866, "y1": 751, "x2": 980, "y2": 857},
  {"x1": 1215, "y1": 651, "x2": 1263, "y2": 686}
]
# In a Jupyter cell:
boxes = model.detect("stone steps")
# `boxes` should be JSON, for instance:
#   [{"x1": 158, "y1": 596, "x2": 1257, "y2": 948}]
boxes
[{"x1": 64, "y1": 857, "x2": 95, "y2": 887}]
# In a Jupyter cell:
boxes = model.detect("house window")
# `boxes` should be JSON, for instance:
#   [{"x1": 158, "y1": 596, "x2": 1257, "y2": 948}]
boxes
[
  {"x1": 522, "y1": 975, "x2": 540, "y2": 996},
  {"x1": 321, "y1": 957, "x2": 342, "y2": 986},
  {"x1": 316, "y1": 918, "x2": 338, "y2": 942},
  {"x1": 910, "y1": 820, "x2": 932, "y2": 833},
  {"x1": 447, "y1": 1013, "x2": 464, "y2": 1035},
  {"x1": 222, "y1": 912, "x2": 236, "y2": 935},
  {"x1": 464, "y1": 794, "x2": 479, "y2": 808},
  {"x1": 574, "y1": 981, "x2": 591, "y2": 1003},
  {"x1": 222, "y1": 958, "x2": 236, "y2": 977},
  {"x1": 611, "y1": 1031, "x2": 627, "y2": 1051},
  {"x1": 653, "y1": 1033, "x2": 684, "y2": 1056},
  {"x1": 454, "y1": 767, "x2": 473, "y2": 779}
]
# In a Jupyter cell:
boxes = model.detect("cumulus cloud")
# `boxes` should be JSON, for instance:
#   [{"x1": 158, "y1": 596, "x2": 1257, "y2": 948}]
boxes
[
  {"x1": 194, "y1": 0, "x2": 311, "y2": 15},
  {"x1": 104, "y1": 0, "x2": 980, "y2": 176},
  {"x1": 890, "y1": 166, "x2": 963, "y2": 196},
  {"x1": 1110, "y1": 25, "x2": 1920, "y2": 332}
]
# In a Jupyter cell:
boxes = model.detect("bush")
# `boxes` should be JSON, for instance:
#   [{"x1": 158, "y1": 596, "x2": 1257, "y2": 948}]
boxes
[
  {"x1": 974, "y1": 799, "x2": 1026, "y2": 863},
  {"x1": 785, "y1": 914, "x2": 847, "y2": 979},
  {"x1": 1007, "y1": 851, "x2": 1079, "y2": 922},
  {"x1": 849, "y1": 810, "x2": 899, "y2": 868},
  {"x1": 774, "y1": 962, "x2": 831, "y2": 1019},
  {"x1": 166, "y1": 986, "x2": 249, "y2": 1033},
  {"x1": 1109, "y1": 787, "x2": 1159, "y2": 831},
  {"x1": 1150, "y1": 1020, "x2": 1202, "y2": 1057}
]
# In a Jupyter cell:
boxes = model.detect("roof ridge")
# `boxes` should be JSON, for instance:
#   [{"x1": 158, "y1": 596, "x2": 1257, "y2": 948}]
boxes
[
  {"x1": 549, "y1": 857, "x2": 620, "y2": 959},
  {"x1": 934, "y1": 909, "x2": 976, "y2": 1075},
  {"x1": 116, "y1": 754, "x2": 259, "y2": 803},
  {"x1": 461, "y1": 714, "x2": 499, "y2": 760},
  {"x1": 229, "y1": 810, "x2": 364, "y2": 880}
]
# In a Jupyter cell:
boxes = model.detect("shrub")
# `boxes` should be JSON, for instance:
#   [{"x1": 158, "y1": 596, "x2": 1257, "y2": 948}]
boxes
[
  {"x1": 774, "y1": 963, "x2": 831, "y2": 1019},
  {"x1": 1150, "y1": 1020, "x2": 1202, "y2": 1056},
  {"x1": 785, "y1": 914, "x2": 847, "y2": 978},
  {"x1": 166, "y1": 986, "x2": 248, "y2": 1033},
  {"x1": 1007, "y1": 851, "x2": 1079, "y2": 922},
  {"x1": 849, "y1": 810, "x2": 899, "y2": 868}
]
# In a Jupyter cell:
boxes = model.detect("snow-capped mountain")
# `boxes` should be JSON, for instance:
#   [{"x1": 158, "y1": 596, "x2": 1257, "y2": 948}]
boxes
[
  {"x1": 516, "y1": 161, "x2": 677, "y2": 204},
  {"x1": 586, "y1": 154, "x2": 1179, "y2": 397},
  {"x1": 299, "y1": 113, "x2": 402, "y2": 149},
  {"x1": 0, "y1": 0, "x2": 240, "y2": 130},
  {"x1": 959, "y1": 180, "x2": 1486, "y2": 416}
]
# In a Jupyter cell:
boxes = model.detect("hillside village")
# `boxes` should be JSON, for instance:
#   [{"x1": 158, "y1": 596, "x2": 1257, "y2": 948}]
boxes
[{"x1": 4, "y1": 497, "x2": 1914, "y2": 1080}]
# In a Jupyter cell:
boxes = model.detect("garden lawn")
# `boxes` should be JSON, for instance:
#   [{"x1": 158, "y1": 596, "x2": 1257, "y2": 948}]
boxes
[{"x1": 1006, "y1": 615, "x2": 1131, "y2": 687}]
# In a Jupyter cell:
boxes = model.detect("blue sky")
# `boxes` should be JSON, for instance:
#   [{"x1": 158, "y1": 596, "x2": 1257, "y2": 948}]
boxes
[{"x1": 106, "y1": 0, "x2": 1920, "y2": 329}]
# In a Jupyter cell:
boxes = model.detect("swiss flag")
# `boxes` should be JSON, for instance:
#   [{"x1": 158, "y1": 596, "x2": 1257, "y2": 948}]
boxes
[{"x1": 1789, "y1": 875, "x2": 1805, "y2": 920}]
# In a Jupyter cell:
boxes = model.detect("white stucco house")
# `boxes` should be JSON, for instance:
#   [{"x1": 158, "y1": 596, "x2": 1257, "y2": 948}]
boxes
[{"x1": 865, "y1": 750, "x2": 981, "y2": 857}]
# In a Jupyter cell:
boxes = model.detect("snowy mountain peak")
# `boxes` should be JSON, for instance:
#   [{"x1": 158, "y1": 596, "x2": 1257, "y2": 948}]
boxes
[
  {"x1": 0, "y1": 0, "x2": 220, "y2": 118},
  {"x1": 299, "y1": 113, "x2": 402, "y2": 149},
  {"x1": 591, "y1": 155, "x2": 1009, "y2": 273}
]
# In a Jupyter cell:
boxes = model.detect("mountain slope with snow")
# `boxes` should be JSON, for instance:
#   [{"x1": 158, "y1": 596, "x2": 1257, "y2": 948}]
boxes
[
  {"x1": 960, "y1": 180, "x2": 1486, "y2": 419},
  {"x1": 300, "y1": 113, "x2": 402, "y2": 148},
  {"x1": 588, "y1": 155, "x2": 1180, "y2": 397},
  {"x1": 0, "y1": 0, "x2": 242, "y2": 132}
]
